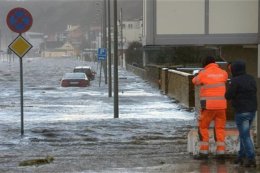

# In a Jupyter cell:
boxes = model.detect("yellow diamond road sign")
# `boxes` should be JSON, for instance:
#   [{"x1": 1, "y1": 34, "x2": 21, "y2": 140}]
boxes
[{"x1": 9, "y1": 35, "x2": 32, "y2": 58}]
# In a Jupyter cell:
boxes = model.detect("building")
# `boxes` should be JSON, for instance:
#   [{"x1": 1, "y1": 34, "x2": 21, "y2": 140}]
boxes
[
  {"x1": 143, "y1": 0, "x2": 258, "y2": 66},
  {"x1": 24, "y1": 32, "x2": 44, "y2": 56},
  {"x1": 89, "y1": 26, "x2": 102, "y2": 50},
  {"x1": 120, "y1": 18, "x2": 143, "y2": 44},
  {"x1": 117, "y1": 18, "x2": 143, "y2": 67},
  {"x1": 42, "y1": 41, "x2": 76, "y2": 58},
  {"x1": 66, "y1": 25, "x2": 84, "y2": 55},
  {"x1": 143, "y1": 0, "x2": 260, "y2": 145}
]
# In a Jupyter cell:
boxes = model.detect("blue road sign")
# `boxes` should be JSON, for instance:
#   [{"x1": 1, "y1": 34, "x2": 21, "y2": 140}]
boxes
[
  {"x1": 97, "y1": 48, "x2": 107, "y2": 61},
  {"x1": 6, "y1": 7, "x2": 33, "y2": 34}
]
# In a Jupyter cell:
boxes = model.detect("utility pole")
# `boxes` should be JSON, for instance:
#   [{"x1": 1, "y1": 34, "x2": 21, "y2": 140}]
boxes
[
  {"x1": 103, "y1": 0, "x2": 108, "y2": 85},
  {"x1": 120, "y1": 8, "x2": 124, "y2": 68},
  {"x1": 99, "y1": 10, "x2": 103, "y2": 87},
  {"x1": 113, "y1": 0, "x2": 119, "y2": 118},
  {"x1": 108, "y1": 0, "x2": 112, "y2": 97},
  {"x1": 96, "y1": 2, "x2": 103, "y2": 87}
]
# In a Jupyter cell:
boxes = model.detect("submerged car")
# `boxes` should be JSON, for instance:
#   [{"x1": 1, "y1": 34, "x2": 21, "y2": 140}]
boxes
[
  {"x1": 61, "y1": 72, "x2": 89, "y2": 87},
  {"x1": 73, "y1": 66, "x2": 95, "y2": 80}
]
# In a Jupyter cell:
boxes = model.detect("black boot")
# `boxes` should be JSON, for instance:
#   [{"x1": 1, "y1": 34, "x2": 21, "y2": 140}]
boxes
[
  {"x1": 233, "y1": 157, "x2": 244, "y2": 165},
  {"x1": 244, "y1": 158, "x2": 256, "y2": 167}
]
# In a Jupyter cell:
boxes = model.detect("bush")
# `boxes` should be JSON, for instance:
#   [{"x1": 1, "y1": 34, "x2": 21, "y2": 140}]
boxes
[{"x1": 125, "y1": 41, "x2": 143, "y2": 67}]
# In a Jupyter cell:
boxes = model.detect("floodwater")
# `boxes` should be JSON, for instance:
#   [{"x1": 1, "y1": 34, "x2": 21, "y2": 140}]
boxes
[
  {"x1": 0, "y1": 57, "x2": 257, "y2": 173},
  {"x1": 0, "y1": 57, "x2": 194, "y2": 123}
]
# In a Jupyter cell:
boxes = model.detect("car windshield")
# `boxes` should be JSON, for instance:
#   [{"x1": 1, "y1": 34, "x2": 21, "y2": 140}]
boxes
[
  {"x1": 74, "y1": 67, "x2": 92, "y2": 74},
  {"x1": 63, "y1": 73, "x2": 86, "y2": 79}
]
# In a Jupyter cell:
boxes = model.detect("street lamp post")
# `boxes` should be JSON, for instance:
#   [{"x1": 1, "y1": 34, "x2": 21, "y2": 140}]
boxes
[
  {"x1": 120, "y1": 8, "x2": 124, "y2": 68},
  {"x1": 43, "y1": 35, "x2": 48, "y2": 58},
  {"x1": 114, "y1": 0, "x2": 119, "y2": 118},
  {"x1": 103, "y1": 0, "x2": 108, "y2": 85},
  {"x1": 108, "y1": 0, "x2": 112, "y2": 97}
]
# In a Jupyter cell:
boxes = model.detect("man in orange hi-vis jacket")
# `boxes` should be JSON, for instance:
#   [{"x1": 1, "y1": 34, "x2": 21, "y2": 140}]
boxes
[{"x1": 192, "y1": 56, "x2": 228, "y2": 160}]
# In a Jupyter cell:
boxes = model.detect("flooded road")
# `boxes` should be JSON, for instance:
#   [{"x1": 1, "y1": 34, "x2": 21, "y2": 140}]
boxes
[
  {"x1": 0, "y1": 57, "x2": 194, "y2": 123},
  {"x1": 0, "y1": 57, "x2": 253, "y2": 173}
]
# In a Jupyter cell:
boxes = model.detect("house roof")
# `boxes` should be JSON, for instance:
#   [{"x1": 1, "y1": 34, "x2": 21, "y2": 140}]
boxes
[
  {"x1": 43, "y1": 41, "x2": 75, "y2": 51},
  {"x1": 66, "y1": 25, "x2": 80, "y2": 32},
  {"x1": 45, "y1": 41, "x2": 64, "y2": 50},
  {"x1": 58, "y1": 42, "x2": 75, "y2": 51}
]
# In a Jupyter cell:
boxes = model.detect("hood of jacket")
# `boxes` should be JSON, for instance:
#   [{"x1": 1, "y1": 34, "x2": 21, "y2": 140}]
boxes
[{"x1": 231, "y1": 60, "x2": 246, "y2": 77}]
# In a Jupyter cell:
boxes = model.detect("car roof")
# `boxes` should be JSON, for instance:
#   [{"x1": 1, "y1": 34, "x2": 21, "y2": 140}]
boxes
[
  {"x1": 74, "y1": 66, "x2": 91, "y2": 69},
  {"x1": 63, "y1": 72, "x2": 88, "y2": 79}
]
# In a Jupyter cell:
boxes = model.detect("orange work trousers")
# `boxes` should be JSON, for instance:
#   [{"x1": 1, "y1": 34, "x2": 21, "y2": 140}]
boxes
[{"x1": 198, "y1": 109, "x2": 226, "y2": 154}]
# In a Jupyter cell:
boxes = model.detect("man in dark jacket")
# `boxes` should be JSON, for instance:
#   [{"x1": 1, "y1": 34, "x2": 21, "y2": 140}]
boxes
[{"x1": 225, "y1": 60, "x2": 257, "y2": 167}]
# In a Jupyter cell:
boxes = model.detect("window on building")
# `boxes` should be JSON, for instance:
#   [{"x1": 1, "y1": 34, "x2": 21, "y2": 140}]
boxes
[{"x1": 128, "y1": 24, "x2": 133, "y2": 29}]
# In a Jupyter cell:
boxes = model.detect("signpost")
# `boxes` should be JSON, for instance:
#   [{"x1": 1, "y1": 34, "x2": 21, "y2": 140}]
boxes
[
  {"x1": 97, "y1": 48, "x2": 107, "y2": 87},
  {"x1": 97, "y1": 48, "x2": 107, "y2": 61},
  {"x1": 6, "y1": 7, "x2": 33, "y2": 136}
]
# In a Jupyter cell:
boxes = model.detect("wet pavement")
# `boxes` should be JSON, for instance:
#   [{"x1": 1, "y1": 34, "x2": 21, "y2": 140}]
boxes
[{"x1": 0, "y1": 57, "x2": 259, "y2": 172}]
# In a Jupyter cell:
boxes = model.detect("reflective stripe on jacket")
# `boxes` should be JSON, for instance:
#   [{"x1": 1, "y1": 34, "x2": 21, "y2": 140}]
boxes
[{"x1": 192, "y1": 63, "x2": 228, "y2": 110}]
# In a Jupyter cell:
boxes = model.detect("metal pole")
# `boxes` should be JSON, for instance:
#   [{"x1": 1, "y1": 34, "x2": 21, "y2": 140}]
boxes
[
  {"x1": 257, "y1": 44, "x2": 260, "y2": 147},
  {"x1": 99, "y1": 60, "x2": 102, "y2": 87},
  {"x1": 99, "y1": 9, "x2": 103, "y2": 87},
  {"x1": 257, "y1": 77, "x2": 260, "y2": 147},
  {"x1": 113, "y1": 0, "x2": 119, "y2": 118},
  {"x1": 120, "y1": 8, "x2": 123, "y2": 68},
  {"x1": 19, "y1": 57, "x2": 24, "y2": 136},
  {"x1": 108, "y1": 0, "x2": 112, "y2": 97},
  {"x1": 103, "y1": 0, "x2": 108, "y2": 84}
]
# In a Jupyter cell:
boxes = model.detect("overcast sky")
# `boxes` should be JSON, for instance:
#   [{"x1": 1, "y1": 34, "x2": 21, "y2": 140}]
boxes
[{"x1": 0, "y1": 0, "x2": 143, "y2": 34}]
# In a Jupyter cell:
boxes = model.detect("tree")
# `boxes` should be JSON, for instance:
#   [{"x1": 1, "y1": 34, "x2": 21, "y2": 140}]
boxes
[{"x1": 125, "y1": 41, "x2": 143, "y2": 67}]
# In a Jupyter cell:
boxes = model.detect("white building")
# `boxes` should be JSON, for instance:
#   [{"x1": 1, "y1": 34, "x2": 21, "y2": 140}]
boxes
[
  {"x1": 142, "y1": 0, "x2": 259, "y2": 67},
  {"x1": 24, "y1": 32, "x2": 44, "y2": 56},
  {"x1": 143, "y1": 0, "x2": 258, "y2": 48},
  {"x1": 87, "y1": 19, "x2": 143, "y2": 64},
  {"x1": 117, "y1": 18, "x2": 143, "y2": 67},
  {"x1": 142, "y1": 0, "x2": 259, "y2": 74},
  {"x1": 143, "y1": 0, "x2": 260, "y2": 145},
  {"x1": 120, "y1": 18, "x2": 143, "y2": 44},
  {"x1": 143, "y1": 0, "x2": 258, "y2": 46}
]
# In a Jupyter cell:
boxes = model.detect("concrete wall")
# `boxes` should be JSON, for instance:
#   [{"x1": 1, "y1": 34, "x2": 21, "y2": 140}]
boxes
[
  {"x1": 156, "y1": 0, "x2": 205, "y2": 35},
  {"x1": 209, "y1": 0, "x2": 258, "y2": 34},
  {"x1": 126, "y1": 59, "x2": 246, "y2": 121},
  {"x1": 221, "y1": 46, "x2": 257, "y2": 77},
  {"x1": 145, "y1": 65, "x2": 161, "y2": 88},
  {"x1": 160, "y1": 68, "x2": 168, "y2": 94},
  {"x1": 126, "y1": 64, "x2": 195, "y2": 108},
  {"x1": 126, "y1": 64, "x2": 146, "y2": 80},
  {"x1": 156, "y1": 0, "x2": 258, "y2": 35},
  {"x1": 167, "y1": 69, "x2": 195, "y2": 108}
]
